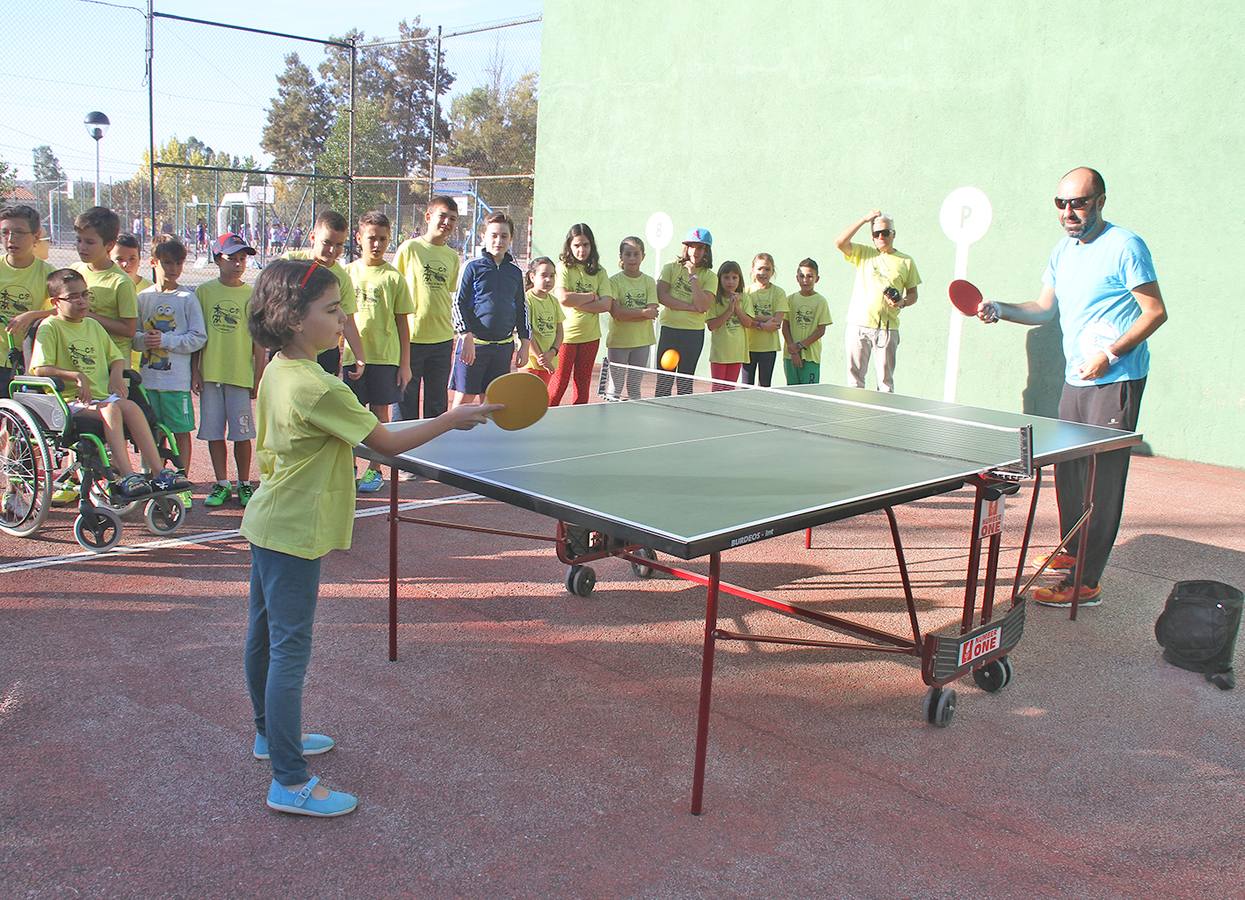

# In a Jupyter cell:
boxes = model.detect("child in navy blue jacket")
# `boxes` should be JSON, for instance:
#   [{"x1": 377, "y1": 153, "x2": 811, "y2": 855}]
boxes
[{"x1": 450, "y1": 212, "x2": 531, "y2": 404}]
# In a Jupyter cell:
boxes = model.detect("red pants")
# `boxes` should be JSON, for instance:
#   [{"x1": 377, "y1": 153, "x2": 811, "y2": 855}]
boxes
[
  {"x1": 710, "y1": 362, "x2": 741, "y2": 390},
  {"x1": 525, "y1": 366, "x2": 553, "y2": 386},
  {"x1": 548, "y1": 339, "x2": 599, "y2": 405}
]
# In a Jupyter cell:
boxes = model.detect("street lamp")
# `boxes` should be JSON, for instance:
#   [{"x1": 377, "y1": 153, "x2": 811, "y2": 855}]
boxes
[{"x1": 83, "y1": 111, "x2": 110, "y2": 206}]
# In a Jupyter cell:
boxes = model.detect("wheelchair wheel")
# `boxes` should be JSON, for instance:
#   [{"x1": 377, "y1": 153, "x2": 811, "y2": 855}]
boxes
[
  {"x1": 0, "y1": 404, "x2": 54, "y2": 537},
  {"x1": 73, "y1": 506, "x2": 123, "y2": 553},
  {"x1": 144, "y1": 494, "x2": 186, "y2": 536}
]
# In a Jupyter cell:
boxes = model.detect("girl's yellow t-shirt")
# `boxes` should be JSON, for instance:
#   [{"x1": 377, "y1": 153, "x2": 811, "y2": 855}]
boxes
[
  {"x1": 556, "y1": 262, "x2": 612, "y2": 344},
  {"x1": 525, "y1": 289, "x2": 565, "y2": 365},
  {"x1": 241, "y1": 356, "x2": 379, "y2": 560},
  {"x1": 745, "y1": 283, "x2": 789, "y2": 353},
  {"x1": 658, "y1": 262, "x2": 718, "y2": 330},
  {"x1": 708, "y1": 293, "x2": 753, "y2": 365},
  {"x1": 606, "y1": 271, "x2": 658, "y2": 349}
]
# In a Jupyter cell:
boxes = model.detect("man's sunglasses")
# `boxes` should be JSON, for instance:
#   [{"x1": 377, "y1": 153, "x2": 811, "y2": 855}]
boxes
[
  {"x1": 872, "y1": 229, "x2": 893, "y2": 238},
  {"x1": 1054, "y1": 194, "x2": 1101, "y2": 211}
]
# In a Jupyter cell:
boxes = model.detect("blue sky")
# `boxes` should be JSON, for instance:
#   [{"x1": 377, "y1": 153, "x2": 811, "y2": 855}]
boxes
[{"x1": 2, "y1": 0, "x2": 541, "y2": 185}]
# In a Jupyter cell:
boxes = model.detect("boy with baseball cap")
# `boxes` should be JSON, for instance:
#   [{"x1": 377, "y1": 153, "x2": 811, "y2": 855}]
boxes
[{"x1": 192, "y1": 233, "x2": 267, "y2": 508}]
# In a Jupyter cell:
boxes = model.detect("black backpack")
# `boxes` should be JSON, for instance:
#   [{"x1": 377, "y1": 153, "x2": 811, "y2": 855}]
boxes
[{"x1": 1155, "y1": 580, "x2": 1242, "y2": 690}]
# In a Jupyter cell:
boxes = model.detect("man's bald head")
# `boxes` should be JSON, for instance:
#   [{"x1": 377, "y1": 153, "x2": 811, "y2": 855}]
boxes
[{"x1": 1061, "y1": 167, "x2": 1106, "y2": 197}]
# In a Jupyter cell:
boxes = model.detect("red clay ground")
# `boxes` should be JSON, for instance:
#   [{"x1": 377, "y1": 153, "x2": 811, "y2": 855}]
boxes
[{"x1": 1, "y1": 441, "x2": 1243, "y2": 897}]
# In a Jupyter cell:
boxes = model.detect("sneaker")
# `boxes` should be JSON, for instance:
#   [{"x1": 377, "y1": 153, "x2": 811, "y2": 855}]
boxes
[
  {"x1": 1036, "y1": 551, "x2": 1077, "y2": 572},
  {"x1": 2, "y1": 490, "x2": 26, "y2": 521},
  {"x1": 1033, "y1": 581, "x2": 1102, "y2": 608},
  {"x1": 115, "y1": 473, "x2": 153, "y2": 498},
  {"x1": 265, "y1": 776, "x2": 357, "y2": 818},
  {"x1": 178, "y1": 489, "x2": 193, "y2": 510},
  {"x1": 150, "y1": 469, "x2": 190, "y2": 492},
  {"x1": 238, "y1": 483, "x2": 254, "y2": 508},
  {"x1": 204, "y1": 483, "x2": 232, "y2": 508},
  {"x1": 253, "y1": 732, "x2": 336, "y2": 760},
  {"x1": 357, "y1": 468, "x2": 384, "y2": 493},
  {"x1": 52, "y1": 484, "x2": 80, "y2": 505},
  {"x1": 398, "y1": 469, "x2": 418, "y2": 482}
]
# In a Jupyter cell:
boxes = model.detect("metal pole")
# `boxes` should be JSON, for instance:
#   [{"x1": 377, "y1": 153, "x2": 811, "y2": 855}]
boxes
[
  {"x1": 94, "y1": 140, "x2": 102, "y2": 205},
  {"x1": 347, "y1": 39, "x2": 355, "y2": 260},
  {"x1": 146, "y1": 0, "x2": 157, "y2": 246},
  {"x1": 427, "y1": 25, "x2": 441, "y2": 201}
]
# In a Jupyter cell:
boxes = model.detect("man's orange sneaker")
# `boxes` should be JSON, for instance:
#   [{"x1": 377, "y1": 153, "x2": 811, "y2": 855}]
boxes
[
  {"x1": 1037, "y1": 551, "x2": 1077, "y2": 571},
  {"x1": 1033, "y1": 581, "x2": 1102, "y2": 608}
]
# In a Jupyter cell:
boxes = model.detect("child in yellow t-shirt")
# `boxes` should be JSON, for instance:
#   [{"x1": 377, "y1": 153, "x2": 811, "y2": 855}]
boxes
[
  {"x1": 112, "y1": 232, "x2": 154, "y2": 371},
  {"x1": 783, "y1": 258, "x2": 833, "y2": 386},
  {"x1": 0, "y1": 203, "x2": 54, "y2": 395},
  {"x1": 344, "y1": 211, "x2": 415, "y2": 494},
  {"x1": 742, "y1": 252, "x2": 787, "y2": 387},
  {"x1": 240, "y1": 259, "x2": 497, "y2": 818},
  {"x1": 30, "y1": 269, "x2": 187, "y2": 497},
  {"x1": 606, "y1": 236, "x2": 659, "y2": 400},
  {"x1": 282, "y1": 209, "x2": 365, "y2": 377},
  {"x1": 656, "y1": 227, "x2": 717, "y2": 397},
  {"x1": 193, "y1": 233, "x2": 267, "y2": 509},
  {"x1": 550, "y1": 223, "x2": 613, "y2": 406},
  {"x1": 522, "y1": 257, "x2": 563, "y2": 386},
  {"x1": 70, "y1": 207, "x2": 139, "y2": 361},
  {"x1": 706, "y1": 260, "x2": 754, "y2": 391}
]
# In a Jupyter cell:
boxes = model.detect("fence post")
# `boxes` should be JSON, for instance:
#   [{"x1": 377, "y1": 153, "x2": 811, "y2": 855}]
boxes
[
  {"x1": 427, "y1": 25, "x2": 442, "y2": 201},
  {"x1": 347, "y1": 38, "x2": 356, "y2": 261}
]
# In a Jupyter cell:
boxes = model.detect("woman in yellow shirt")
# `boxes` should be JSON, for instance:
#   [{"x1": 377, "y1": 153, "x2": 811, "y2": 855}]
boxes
[{"x1": 241, "y1": 260, "x2": 497, "y2": 818}]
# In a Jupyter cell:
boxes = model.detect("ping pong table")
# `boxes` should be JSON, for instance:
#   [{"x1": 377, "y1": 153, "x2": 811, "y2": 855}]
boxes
[{"x1": 358, "y1": 372, "x2": 1139, "y2": 814}]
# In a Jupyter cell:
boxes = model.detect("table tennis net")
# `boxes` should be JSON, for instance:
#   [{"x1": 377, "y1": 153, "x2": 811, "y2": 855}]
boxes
[{"x1": 596, "y1": 360, "x2": 1033, "y2": 477}]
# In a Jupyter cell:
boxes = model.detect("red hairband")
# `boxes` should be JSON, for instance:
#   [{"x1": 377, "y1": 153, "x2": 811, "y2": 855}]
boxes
[{"x1": 299, "y1": 261, "x2": 319, "y2": 287}]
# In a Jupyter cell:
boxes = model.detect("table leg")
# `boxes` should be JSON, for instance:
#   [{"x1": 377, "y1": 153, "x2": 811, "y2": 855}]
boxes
[
  {"x1": 690, "y1": 551, "x2": 722, "y2": 816},
  {"x1": 388, "y1": 465, "x2": 399, "y2": 662}
]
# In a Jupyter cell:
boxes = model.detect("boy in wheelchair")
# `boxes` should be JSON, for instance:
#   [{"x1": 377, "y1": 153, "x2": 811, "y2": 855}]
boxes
[{"x1": 29, "y1": 269, "x2": 188, "y2": 497}]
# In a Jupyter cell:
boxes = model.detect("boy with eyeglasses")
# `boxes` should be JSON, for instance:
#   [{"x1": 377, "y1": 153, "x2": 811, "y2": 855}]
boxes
[{"x1": 833, "y1": 209, "x2": 920, "y2": 392}]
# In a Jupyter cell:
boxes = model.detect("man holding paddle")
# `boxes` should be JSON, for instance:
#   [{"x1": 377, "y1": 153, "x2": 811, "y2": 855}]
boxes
[
  {"x1": 834, "y1": 210, "x2": 920, "y2": 392},
  {"x1": 977, "y1": 166, "x2": 1168, "y2": 608}
]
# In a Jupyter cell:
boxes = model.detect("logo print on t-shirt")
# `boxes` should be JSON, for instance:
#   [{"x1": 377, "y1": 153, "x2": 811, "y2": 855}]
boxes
[
  {"x1": 623, "y1": 288, "x2": 648, "y2": 310},
  {"x1": 423, "y1": 263, "x2": 448, "y2": 288},
  {"x1": 142, "y1": 303, "x2": 177, "y2": 371},
  {"x1": 211, "y1": 303, "x2": 241, "y2": 333},
  {"x1": 67, "y1": 340, "x2": 97, "y2": 372},
  {"x1": 357, "y1": 286, "x2": 377, "y2": 310},
  {"x1": 795, "y1": 306, "x2": 815, "y2": 328},
  {"x1": 0, "y1": 286, "x2": 33, "y2": 318}
]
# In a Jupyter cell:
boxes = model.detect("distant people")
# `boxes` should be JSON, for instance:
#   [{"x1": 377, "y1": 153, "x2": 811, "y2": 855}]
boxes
[
  {"x1": 978, "y1": 166, "x2": 1167, "y2": 609},
  {"x1": 833, "y1": 210, "x2": 920, "y2": 392}
]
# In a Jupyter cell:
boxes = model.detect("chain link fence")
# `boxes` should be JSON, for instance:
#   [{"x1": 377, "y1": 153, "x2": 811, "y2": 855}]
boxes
[{"x1": 0, "y1": 2, "x2": 539, "y2": 278}]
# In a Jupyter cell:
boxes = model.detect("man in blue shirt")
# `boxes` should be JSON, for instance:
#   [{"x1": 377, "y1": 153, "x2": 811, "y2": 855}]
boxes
[{"x1": 979, "y1": 167, "x2": 1168, "y2": 608}]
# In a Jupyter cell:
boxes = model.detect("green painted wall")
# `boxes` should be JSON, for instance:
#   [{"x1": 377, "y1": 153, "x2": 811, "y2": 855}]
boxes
[{"x1": 532, "y1": 1, "x2": 1245, "y2": 469}]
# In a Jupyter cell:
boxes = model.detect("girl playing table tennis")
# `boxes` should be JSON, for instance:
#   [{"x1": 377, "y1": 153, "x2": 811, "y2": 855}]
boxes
[{"x1": 240, "y1": 260, "x2": 497, "y2": 818}]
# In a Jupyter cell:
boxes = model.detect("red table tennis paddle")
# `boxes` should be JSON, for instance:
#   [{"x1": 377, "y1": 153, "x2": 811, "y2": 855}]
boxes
[
  {"x1": 484, "y1": 371, "x2": 549, "y2": 431},
  {"x1": 948, "y1": 279, "x2": 984, "y2": 317}
]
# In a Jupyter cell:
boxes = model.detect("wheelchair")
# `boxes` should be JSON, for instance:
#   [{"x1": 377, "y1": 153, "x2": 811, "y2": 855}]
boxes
[{"x1": 0, "y1": 341, "x2": 189, "y2": 552}]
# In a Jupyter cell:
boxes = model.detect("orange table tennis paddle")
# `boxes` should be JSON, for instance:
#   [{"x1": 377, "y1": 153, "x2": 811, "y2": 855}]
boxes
[
  {"x1": 948, "y1": 279, "x2": 984, "y2": 317},
  {"x1": 484, "y1": 371, "x2": 549, "y2": 431}
]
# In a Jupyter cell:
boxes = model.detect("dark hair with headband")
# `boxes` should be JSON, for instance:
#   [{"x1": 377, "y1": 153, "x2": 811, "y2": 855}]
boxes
[{"x1": 248, "y1": 260, "x2": 339, "y2": 351}]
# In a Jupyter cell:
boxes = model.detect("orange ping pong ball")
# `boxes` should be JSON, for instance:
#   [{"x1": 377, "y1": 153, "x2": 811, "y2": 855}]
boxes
[{"x1": 660, "y1": 349, "x2": 680, "y2": 371}]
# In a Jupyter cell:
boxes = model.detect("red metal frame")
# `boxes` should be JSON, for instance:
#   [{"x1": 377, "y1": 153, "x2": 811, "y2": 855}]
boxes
[{"x1": 382, "y1": 462, "x2": 1100, "y2": 814}]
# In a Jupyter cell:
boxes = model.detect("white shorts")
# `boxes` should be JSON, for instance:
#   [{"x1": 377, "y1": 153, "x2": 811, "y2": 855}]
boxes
[
  {"x1": 67, "y1": 393, "x2": 122, "y2": 413},
  {"x1": 197, "y1": 381, "x2": 256, "y2": 441}
]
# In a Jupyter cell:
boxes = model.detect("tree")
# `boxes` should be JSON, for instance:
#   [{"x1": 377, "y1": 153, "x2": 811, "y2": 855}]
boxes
[
  {"x1": 314, "y1": 20, "x2": 453, "y2": 179},
  {"x1": 314, "y1": 99, "x2": 401, "y2": 217},
  {"x1": 32, "y1": 146, "x2": 67, "y2": 190},
  {"x1": 261, "y1": 53, "x2": 334, "y2": 172},
  {"x1": 0, "y1": 156, "x2": 15, "y2": 197},
  {"x1": 444, "y1": 62, "x2": 538, "y2": 207}
]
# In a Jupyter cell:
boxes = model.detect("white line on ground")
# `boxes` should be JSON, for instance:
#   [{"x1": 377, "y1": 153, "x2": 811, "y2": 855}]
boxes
[{"x1": 0, "y1": 493, "x2": 480, "y2": 574}]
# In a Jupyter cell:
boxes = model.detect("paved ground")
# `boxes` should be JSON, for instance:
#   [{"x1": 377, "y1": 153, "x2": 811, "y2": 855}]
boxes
[{"x1": 2, "y1": 435, "x2": 1243, "y2": 897}]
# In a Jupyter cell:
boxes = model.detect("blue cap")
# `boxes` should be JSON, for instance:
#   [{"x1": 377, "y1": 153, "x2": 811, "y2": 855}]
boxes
[{"x1": 681, "y1": 227, "x2": 713, "y2": 247}]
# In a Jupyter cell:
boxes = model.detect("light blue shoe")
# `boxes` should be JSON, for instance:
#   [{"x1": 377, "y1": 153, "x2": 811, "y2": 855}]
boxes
[
  {"x1": 357, "y1": 468, "x2": 384, "y2": 493},
  {"x1": 266, "y1": 776, "x2": 357, "y2": 818},
  {"x1": 253, "y1": 732, "x2": 336, "y2": 760}
]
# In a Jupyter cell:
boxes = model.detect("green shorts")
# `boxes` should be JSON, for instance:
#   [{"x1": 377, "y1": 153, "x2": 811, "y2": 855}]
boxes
[{"x1": 146, "y1": 389, "x2": 195, "y2": 434}]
